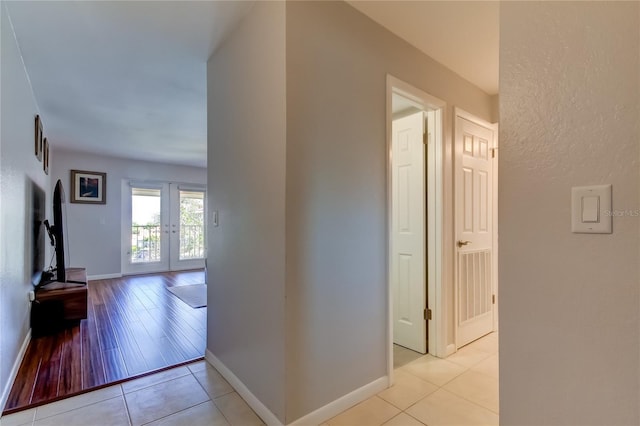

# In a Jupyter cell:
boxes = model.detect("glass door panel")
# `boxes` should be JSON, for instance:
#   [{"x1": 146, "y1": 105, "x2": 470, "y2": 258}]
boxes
[
  {"x1": 123, "y1": 181, "x2": 205, "y2": 275},
  {"x1": 179, "y1": 190, "x2": 205, "y2": 260},
  {"x1": 169, "y1": 185, "x2": 206, "y2": 271},
  {"x1": 123, "y1": 183, "x2": 169, "y2": 274},
  {"x1": 131, "y1": 188, "x2": 162, "y2": 263}
]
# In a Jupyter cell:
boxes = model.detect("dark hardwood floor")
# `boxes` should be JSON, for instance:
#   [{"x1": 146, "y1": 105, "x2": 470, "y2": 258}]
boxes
[{"x1": 3, "y1": 270, "x2": 206, "y2": 414}]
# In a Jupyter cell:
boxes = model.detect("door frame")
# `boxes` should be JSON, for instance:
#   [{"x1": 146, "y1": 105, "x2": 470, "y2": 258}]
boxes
[
  {"x1": 453, "y1": 108, "x2": 499, "y2": 347},
  {"x1": 121, "y1": 180, "x2": 170, "y2": 275},
  {"x1": 168, "y1": 183, "x2": 207, "y2": 271},
  {"x1": 386, "y1": 75, "x2": 447, "y2": 383},
  {"x1": 121, "y1": 179, "x2": 207, "y2": 276}
]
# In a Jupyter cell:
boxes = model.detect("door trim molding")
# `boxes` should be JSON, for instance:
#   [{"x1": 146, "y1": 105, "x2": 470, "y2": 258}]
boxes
[{"x1": 386, "y1": 75, "x2": 447, "y2": 384}]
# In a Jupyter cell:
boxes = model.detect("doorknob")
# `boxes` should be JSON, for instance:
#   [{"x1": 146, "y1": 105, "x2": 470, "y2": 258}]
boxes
[{"x1": 457, "y1": 240, "x2": 471, "y2": 248}]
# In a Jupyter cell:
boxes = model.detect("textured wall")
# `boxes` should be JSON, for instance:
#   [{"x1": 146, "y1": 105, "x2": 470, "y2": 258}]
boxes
[
  {"x1": 0, "y1": 2, "x2": 51, "y2": 408},
  {"x1": 500, "y1": 2, "x2": 640, "y2": 424}
]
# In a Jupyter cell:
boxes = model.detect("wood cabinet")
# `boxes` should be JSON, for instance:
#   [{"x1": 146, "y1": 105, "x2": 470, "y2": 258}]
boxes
[{"x1": 32, "y1": 268, "x2": 88, "y2": 334}]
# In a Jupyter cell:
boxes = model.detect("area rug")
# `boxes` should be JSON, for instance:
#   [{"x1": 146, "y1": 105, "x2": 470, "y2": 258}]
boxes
[{"x1": 167, "y1": 284, "x2": 207, "y2": 308}]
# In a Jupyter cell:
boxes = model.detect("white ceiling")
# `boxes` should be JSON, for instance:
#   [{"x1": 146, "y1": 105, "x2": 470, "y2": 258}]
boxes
[
  {"x1": 348, "y1": 1, "x2": 499, "y2": 95},
  {"x1": 6, "y1": 0, "x2": 254, "y2": 168},
  {"x1": 6, "y1": 1, "x2": 498, "y2": 168}
]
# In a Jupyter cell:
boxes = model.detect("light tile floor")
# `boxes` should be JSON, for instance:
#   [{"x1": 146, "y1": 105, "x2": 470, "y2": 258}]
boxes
[
  {"x1": 0, "y1": 361, "x2": 263, "y2": 426},
  {"x1": 1, "y1": 333, "x2": 498, "y2": 426},
  {"x1": 326, "y1": 333, "x2": 499, "y2": 426}
]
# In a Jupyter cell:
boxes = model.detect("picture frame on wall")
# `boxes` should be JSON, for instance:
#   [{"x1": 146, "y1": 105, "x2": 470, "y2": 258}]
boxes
[
  {"x1": 70, "y1": 170, "x2": 107, "y2": 204},
  {"x1": 35, "y1": 115, "x2": 43, "y2": 161},
  {"x1": 43, "y1": 138, "x2": 49, "y2": 175}
]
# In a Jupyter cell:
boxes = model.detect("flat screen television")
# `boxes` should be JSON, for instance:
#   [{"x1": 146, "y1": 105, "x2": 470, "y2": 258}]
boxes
[
  {"x1": 52, "y1": 179, "x2": 66, "y2": 283},
  {"x1": 31, "y1": 182, "x2": 46, "y2": 286},
  {"x1": 41, "y1": 179, "x2": 67, "y2": 285}
]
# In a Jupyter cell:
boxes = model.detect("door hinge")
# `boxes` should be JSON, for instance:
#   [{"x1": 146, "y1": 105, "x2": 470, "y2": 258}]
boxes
[
  {"x1": 492, "y1": 294, "x2": 496, "y2": 305},
  {"x1": 491, "y1": 147, "x2": 497, "y2": 158},
  {"x1": 424, "y1": 308, "x2": 432, "y2": 320},
  {"x1": 423, "y1": 131, "x2": 429, "y2": 145}
]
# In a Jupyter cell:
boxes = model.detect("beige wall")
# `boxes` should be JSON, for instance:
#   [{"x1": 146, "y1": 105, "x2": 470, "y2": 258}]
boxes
[
  {"x1": 285, "y1": 1, "x2": 493, "y2": 421},
  {"x1": 490, "y1": 94, "x2": 499, "y2": 123},
  {"x1": 208, "y1": 1, "x2": 495, "y2": 423},
  {"x1": 206, "y1": 1, "x2": 287, "y2": 422},
  {"x1": 500, "y1": 2, "x2": 640, "y2": 424}
]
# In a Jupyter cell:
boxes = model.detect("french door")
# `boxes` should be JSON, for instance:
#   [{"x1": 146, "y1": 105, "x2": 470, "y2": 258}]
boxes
[{"x1": 123, "y1": 181, "x2": 206, "y2": 275}]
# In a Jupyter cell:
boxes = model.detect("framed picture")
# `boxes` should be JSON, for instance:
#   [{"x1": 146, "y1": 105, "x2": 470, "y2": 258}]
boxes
[
  {"x1": 35, "y1": 115, "x2": 43, "y2": 161},
  {"x1": 70, "y1": 170, "x2": 107, "y2": 204},
  {"x1": 43, "y1": 138, "x2": 49, "y2": 175}
]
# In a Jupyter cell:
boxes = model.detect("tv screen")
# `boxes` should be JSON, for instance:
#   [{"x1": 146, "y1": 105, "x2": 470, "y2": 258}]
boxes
[
  {"x1": 53, "y1": 179, "x2": 66, "y2": 283},
  {"x1": 31, "y1": 182, "x2": 46, "y2": 286}
]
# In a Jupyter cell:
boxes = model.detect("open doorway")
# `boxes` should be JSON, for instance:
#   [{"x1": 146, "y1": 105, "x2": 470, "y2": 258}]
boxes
[
  {"x1": 384, "y1": 77, "x2": 500, "y2": 422},
  {"x1": 386, "y1": 76, "x2": 445, "y2": 376}
]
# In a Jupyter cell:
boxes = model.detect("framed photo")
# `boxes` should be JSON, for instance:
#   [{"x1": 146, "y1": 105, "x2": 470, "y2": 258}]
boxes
[
  {"x1": 70, "y1": 170, "x2": 107, "y2": 204},
  {"x1": 43, "y1": 138, "x2": 49, "y2": 175},
  {"x1": 35, "y1": 115, "x2": 43, "y2": 161}
]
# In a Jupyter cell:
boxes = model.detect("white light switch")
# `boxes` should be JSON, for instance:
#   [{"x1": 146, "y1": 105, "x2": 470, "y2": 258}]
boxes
[
  {"x1": 571, "y1": 185, "x2": 612, "y2": 234},
  {"x1": 581, "y1": 196, "x2": 599, "y2": 223}
]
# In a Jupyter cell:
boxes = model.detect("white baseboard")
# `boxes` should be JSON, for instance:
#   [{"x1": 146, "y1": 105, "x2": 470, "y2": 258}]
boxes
[
  {"x1": 289, "y1": 376, "x2": 388, "y2": 426},
  {"x1": 205, "y1": 349, "x2": 388, "y2": 426},
  {"x1": 445, "y1": 343, "x2": 456, "y2": 357},
  {"x1": 87, "y1": 273, "x2": 122, "y2": 281},
  {"x1": 1, "y1": 329, "x2": 31, "y2": 411},
  {"x1": 205, "y1": 350, "x2": 283, "y2": 426}
]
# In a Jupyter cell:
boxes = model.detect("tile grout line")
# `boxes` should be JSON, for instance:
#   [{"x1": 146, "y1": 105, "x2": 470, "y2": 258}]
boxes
[
  {"x1": 120, "y1": 384, "x2": 134, "y2": 426},
  {"x1": 121, "y1": 367, "x2": 192, "y2": 395},
  {"x1": 138, "y1": 399, "x2": 214, "y2": 426},
  {"x1": 31, "y1": 394, "x2": 125, "y2": 423},
  {"x1": 201, "y1": 368, "x2": 235, "y2": 426},
  {"x1": 430, "y1": 386, "x2": 499, "y2": 416},
  {"x1": 436, "y1": 350, "x2": 499, "y2": 413}
]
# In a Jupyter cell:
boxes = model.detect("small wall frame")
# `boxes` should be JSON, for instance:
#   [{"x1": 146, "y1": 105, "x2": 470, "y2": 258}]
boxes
[
  {"x1": 70, "y1": 170, "x2": 107, "y2": 204},
  {"x1": 43, "y1": 138, "x2": 49, "y2": 175},
  {"x1": 35, "y1": 115, "x2": 43, "y2": 161}
]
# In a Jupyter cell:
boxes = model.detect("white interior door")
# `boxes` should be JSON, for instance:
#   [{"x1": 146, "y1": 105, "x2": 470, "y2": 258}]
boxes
[
  {"x1": 168, "y1": 184, "x2": 206, "y2": 271},
  {"x1": 455, "y1": 111, "x2": 497, "y2": 347},
  {"x1": 391, "y1": 111, "x2": 427, "y2": 353}
]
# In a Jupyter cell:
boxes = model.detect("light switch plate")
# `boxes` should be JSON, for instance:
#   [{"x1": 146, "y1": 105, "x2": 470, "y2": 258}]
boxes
[{"x1": 571, "y1": 184, "x2": 612, "y2": 234}]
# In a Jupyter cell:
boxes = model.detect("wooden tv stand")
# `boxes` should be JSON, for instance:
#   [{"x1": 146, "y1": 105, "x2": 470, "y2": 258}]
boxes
[{"x1": 34, "y1": 268, "x2": 88, "y2": 322}]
